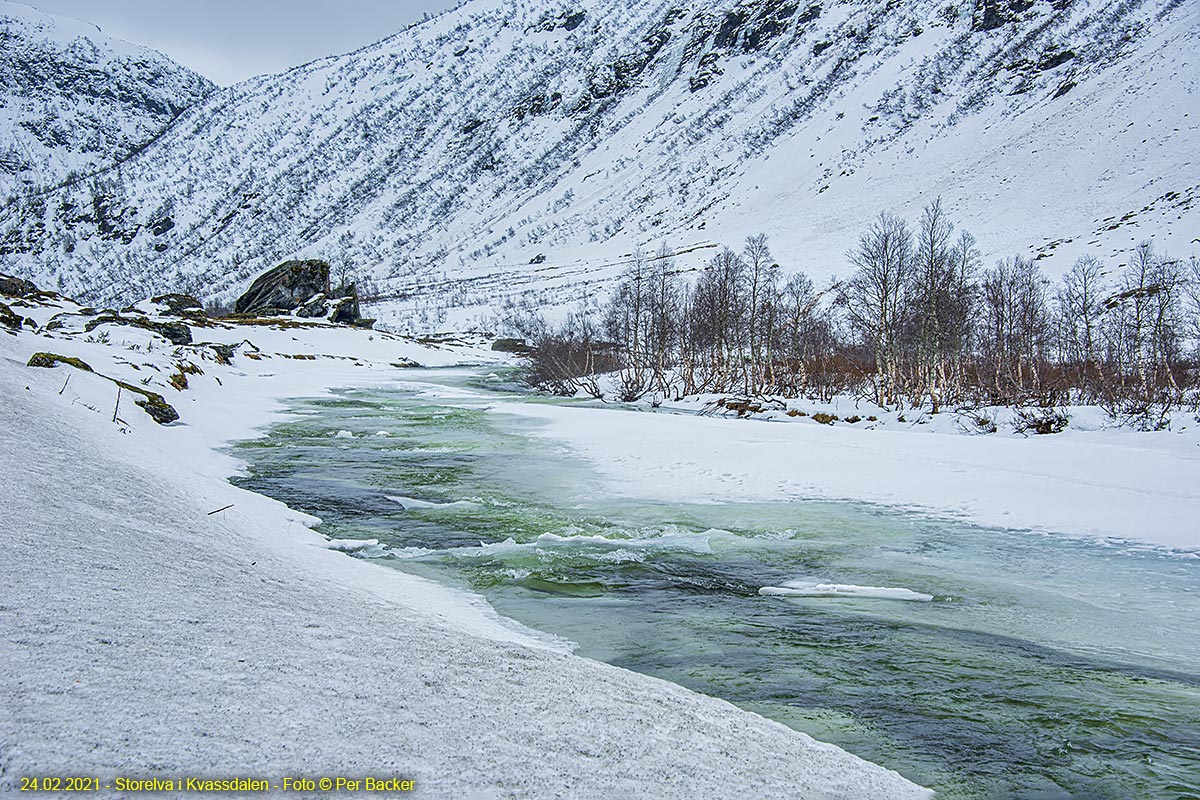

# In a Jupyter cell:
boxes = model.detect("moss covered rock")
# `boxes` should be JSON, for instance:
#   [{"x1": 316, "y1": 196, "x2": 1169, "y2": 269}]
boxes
[
  {"x1": 25, "y1": 353, "x2": 178, "y2": 424},
  {"x1": 112, "y1": 379, "x2": 179, "y2": 424},
  {"x1": 26, "y1": 352, "x2": 94, "y2": 371}
]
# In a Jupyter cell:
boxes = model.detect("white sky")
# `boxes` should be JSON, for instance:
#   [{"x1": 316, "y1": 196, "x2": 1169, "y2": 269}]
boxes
[{"x1": 25, "y1": 0, "x2": 461, "y2": 85}]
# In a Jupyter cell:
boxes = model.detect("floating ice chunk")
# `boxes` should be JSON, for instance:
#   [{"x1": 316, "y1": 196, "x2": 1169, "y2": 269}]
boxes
[
  {"x1": 374, "y1": 431, "x2": 390, "y2": 437},
  {"x1": 386, "y1": 546, "x2": 439, "y2": 560},
  {"x1": 534, "y1": 531, "x2": 714, "y2": 554},
  {"x1": 388, "y1": 495, "x2": 476, "y2": 510},
  {"x1": 334, "y1": 430, "x2": 354, "y2": 439},
  {"x1": 759, "y1": 580, "x2": 933, "y2": 602},
  {"x1": 326, "y1": 537, "x2": 380, "y2": 552}
]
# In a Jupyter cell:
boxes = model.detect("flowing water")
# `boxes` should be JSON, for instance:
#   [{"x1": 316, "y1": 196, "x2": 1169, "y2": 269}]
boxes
[{"x1": 232, "y1": 368, "x2": 1200, "y2": 800}]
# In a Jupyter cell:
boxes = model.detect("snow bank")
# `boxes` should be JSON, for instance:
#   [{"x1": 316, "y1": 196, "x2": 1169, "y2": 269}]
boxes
[
  {"x1": 498, "y1": 401, "x2": 1200, "y2": 553},
  {"x1": 0, "y1": 319, "x2": 929, "y2": 799}
]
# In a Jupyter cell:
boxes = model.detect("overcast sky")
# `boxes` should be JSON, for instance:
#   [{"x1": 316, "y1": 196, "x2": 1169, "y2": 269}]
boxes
[{"x1": 27, "y1": 0, "x2": 460, "y2": 85}]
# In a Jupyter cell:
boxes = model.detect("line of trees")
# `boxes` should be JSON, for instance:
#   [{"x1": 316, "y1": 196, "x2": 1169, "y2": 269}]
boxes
[{"x1": 518, "y1": 200, "x2": 1200, "y2": 429}]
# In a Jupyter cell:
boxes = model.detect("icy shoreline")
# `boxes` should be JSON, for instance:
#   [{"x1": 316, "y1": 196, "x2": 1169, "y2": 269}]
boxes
[
  {"x1": 0, "y1": 317, "x2": 930, "y2": 799},
  {"x1": 498, "y1": 398, "x2": 1200, "y2": 554}
]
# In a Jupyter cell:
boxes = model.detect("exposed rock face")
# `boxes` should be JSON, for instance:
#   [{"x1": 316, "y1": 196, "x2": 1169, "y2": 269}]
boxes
[
  {"x1": 972, "y1": 0, "x2": 1038, "y2": 31},
  {"x1": 235, "y1": 260, "x2": 368, "y2": 325},
  {"x1": 234, "y1": 260, "x2": 331, "y2": 315},
  {"x1": 0, "y1": 273, "x2": 39, "y2": 297}
]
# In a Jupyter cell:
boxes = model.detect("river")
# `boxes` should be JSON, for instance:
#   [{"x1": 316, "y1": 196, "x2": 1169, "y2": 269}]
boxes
[{"x1": 232, "y1": 367, "x2": 1200, "y2": 800}]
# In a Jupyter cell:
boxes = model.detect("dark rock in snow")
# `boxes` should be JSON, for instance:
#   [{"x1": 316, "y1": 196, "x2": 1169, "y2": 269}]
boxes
[
  {"x1": 150, "y1": 293, "x2": 206, "y2": 319},
  {"x1": 973, "y1": 0, "x2": 1036, "y2": 31},
  {"x1": 126, "y1": 387, "x2": 180, "y2": 424},
  {"x1": 84, "y1": 313, "x2": 193, "y2": 345},
  {"x1": 295, "y1": 293, "x2": 330, "y2": 318},
  {"x1": 0, "y1": 273, "x2": 39, "y2": 298},
  {"x1": 26, "y1": 352, "x2": 94, "y2": 371},
  {"x1": 205, "y1": 342, "x2": 238, "y2": 364},
  {"x1": 235, "y1": 260, "x2": 331, "y2": 315},
  {"x1": 1038, "y1": 49, "x2": 1075, "y2": 71},
  {"x1": 329, "y1": 293, "x2": 361, "y2": 325},
  {"x1": 0, "y1": 301, "x2": 23, "y2": 332},
  {"x1": 491, "y1": 337, "x2": 533, "y2": 354}
]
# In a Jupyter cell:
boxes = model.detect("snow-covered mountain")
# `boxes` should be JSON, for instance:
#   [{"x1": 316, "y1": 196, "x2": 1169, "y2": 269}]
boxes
[
  {"x1": 0, "y1": 1, "x2": 214, "y2": 200},
  {"x1": 1, "y1": 0, "x2": 1196, "y2": 328}
]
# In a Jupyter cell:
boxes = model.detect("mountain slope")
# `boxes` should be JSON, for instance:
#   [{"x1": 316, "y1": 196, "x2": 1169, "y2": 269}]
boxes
[
  {"x1": 0, "y1": 1, "x2": 214, "y2": 199},
  {"x1": 1, "y1": 0, "x2": 1196, "y2": 328}
]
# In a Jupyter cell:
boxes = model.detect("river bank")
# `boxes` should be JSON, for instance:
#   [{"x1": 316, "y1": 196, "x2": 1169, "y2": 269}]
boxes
[
  {"x1": 230, "y1": 373, "x2": 1200, "y2": 800},
  {"x1": 0, "y1": 308, "x2": 930, "y2": 799}
]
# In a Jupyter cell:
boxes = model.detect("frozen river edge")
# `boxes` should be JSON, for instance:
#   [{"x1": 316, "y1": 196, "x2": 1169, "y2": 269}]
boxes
[{"x1": 0, "y1": 321, "x2": 930, "y2": 800}]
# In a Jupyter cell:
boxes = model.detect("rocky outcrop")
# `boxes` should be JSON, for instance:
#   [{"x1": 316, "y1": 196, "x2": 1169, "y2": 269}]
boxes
[
  {"x1": 972, "y1": 0, "x2": 1037, "y2": 31},
  {"x1": 0, "y1": 273, "x2": 39, "y2": 298},
  {"x1": 234, "y1": 260, "x2": 331, "y2": 315},
  {"x1": 84, "y1": 313, "x2": 193, "y2": 346},
  {"x1": 0, "y1": 301, "x2": 23, "y2": 331},
  {"x1": 491, "y1": 337, "x2": 533, "y2": 354},
  {"x1": 329, "y1": 293, "x2": 361, "y2": 325},
  {"x1": 235, "y1": 260, "x2": 370, "y2": 326},
  {"x1": 117, "y1": 382, "x2": 180, "y2": 424},
  {"x1": 149, "y1": 293, "x2": 206, "y2": 320}
]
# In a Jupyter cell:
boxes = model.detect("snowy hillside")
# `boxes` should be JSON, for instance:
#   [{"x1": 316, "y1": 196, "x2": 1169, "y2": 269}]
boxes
[
  {"x1": 0, "y1": 1, "x2": 214, "y2": 200},
  {"x1": 0, "y1": 0, "x2": 1196, "y2": 326}
]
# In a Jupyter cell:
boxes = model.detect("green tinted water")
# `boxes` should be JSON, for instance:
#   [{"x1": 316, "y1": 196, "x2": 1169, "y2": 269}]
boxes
[{"x1": 233, "y1": 369, "x2": 1200, "y2": 799}]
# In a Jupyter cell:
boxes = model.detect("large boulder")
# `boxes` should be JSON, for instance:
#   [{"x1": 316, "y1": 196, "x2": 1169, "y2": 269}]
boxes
[{"x1": 235, "y1": 260, "x2": 330, "y2": 315}]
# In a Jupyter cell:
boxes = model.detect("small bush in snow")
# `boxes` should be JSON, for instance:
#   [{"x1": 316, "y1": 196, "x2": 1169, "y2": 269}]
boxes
[{"x1": 1013, "y1": 408, "x2": 1069, "y2": 435}]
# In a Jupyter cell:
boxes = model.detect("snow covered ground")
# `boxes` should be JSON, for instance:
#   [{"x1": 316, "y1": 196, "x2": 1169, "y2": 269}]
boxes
[
  {"x1": 498, "y1": 397, "x2": 1200, "y2": 553},
  {"x1": 0, "y1": 304, "x2": 930, "y2": 799}
]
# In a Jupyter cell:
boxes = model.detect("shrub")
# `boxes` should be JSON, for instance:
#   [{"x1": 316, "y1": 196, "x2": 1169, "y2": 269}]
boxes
[{"x1": 1013, "y1": 408, "x2": 1069, "y2": 435}]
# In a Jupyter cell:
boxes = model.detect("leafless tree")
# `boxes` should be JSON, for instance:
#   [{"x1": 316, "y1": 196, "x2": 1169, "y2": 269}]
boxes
[
  {"x1": 1055, "y1": 255, "x2": 1106, "y2": 400},
  {"x1": 842, "y1": 212, "x2": 913, "y2": 407}
]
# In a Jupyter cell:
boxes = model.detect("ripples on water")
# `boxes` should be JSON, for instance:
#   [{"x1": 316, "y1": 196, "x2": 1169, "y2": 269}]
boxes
[{"x1": 233, "y1": 377, "x2": 1200, "y2": 800}]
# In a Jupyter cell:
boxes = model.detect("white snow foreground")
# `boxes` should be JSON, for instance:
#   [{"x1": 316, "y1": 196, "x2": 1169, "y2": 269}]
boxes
[{"x1": 0, "y1": 324, "x2": 929, "y2": 799}]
